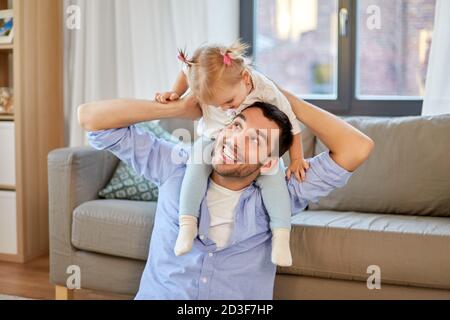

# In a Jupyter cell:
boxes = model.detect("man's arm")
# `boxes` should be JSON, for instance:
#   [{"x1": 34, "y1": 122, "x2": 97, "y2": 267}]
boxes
[
  {"x1": 79, "y1": 96, "x2": 198, "y2": 186},
  {"x1": 278, "y1": 89, "x2": 374, "y2": 214},
  {"x1": 78, "y1": 94, "x2": 202, "y2": 132},
  {"x1": 281, "y1": 90, "x2": 374, "y2": 172},
  {"x1": 287, "y1": 151, "x2": 353, "y2": 214},
  {"x1": 86, "y1": 126, "x2": 188, "y2": 186}
]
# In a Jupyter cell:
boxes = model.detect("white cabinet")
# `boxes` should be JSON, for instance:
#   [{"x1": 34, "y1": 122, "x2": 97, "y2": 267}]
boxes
[
  {"x1": 0, "y1": 191, "x2": 17, "y2": 255},
  {"x1": 0, "y1": 122, "x2": 15, "y2": 186},
  {"x1": 0, "y1": 122, "x2": 16, "y2": 255}
]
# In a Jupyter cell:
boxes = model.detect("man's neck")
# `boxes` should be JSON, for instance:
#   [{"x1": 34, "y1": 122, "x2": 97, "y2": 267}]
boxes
[{"x1": 210, "y1": 171, "x2": 257, "y2": 191}]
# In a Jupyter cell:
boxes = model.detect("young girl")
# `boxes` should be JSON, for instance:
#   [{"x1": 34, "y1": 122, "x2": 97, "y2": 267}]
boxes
[{"x1": 155, "y1": 41, "x2": 309, "y2": 266}]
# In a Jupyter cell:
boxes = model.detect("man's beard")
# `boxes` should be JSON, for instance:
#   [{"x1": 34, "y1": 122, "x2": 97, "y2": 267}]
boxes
[{"x1": 212, "y1": 162, "x2": 262, "y2": 178}]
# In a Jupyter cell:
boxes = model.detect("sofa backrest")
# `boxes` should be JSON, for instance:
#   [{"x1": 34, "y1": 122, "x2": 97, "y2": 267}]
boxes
[{"x1": 309, "y1": 115, "x2": 450, "y2": 217}]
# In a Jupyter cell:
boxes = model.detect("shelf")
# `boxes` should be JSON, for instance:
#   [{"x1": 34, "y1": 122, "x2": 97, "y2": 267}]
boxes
[
  {"x1": 0, "y1": 185, "x2": 15, "y2": 191},
  {"x1": 0, "y1": 114, "x2": 14, "y2": 121},
  {"x1": 0, "y1": 43, "x2": 13, "y2": 51}
]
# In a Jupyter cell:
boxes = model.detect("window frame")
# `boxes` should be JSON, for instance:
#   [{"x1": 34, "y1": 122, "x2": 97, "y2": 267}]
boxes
[{"x1": 240, "y1": 0, "x2": 424, "y2": 116}]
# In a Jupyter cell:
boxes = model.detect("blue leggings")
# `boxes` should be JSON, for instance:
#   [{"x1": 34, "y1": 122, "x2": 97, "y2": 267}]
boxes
[{"x1": 179, "y1": 138, "x2": 292, "y2": 230}]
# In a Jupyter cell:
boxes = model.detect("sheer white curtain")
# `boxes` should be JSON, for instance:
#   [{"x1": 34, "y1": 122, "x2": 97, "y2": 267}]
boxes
[
  {"x1": 64, "y1": 0, "x2": 239, "y2": 146},
  {"x1": 422, "y1": 0, "x2": 450, "y2": 116}
]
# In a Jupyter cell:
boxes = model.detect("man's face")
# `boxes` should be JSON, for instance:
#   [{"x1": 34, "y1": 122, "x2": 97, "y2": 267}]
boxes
[{"x1": 211, "y1": 107, "x2": 281, "y2": 178}]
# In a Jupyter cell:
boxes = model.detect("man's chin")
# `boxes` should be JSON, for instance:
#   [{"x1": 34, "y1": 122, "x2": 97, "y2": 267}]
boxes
[
  {"x1": 212, "y1": 163, "x2": 240, "y2": 174},
  {"x1": 212, "y1": 163, "x2": 261, "y2": 178}
]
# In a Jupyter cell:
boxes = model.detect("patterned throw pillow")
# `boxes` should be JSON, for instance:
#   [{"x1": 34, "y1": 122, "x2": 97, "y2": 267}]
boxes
[{"x1": 98, "y1": 121, "x2": 179, "y2": 201}]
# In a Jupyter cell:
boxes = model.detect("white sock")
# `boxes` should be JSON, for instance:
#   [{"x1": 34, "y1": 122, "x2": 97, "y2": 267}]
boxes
[
  {"x1": 174, "y1": 215, "x2": 198, "y2": 256},
  {"x1": 271, "y1": 228, "x2": 293, "y2": 267}
]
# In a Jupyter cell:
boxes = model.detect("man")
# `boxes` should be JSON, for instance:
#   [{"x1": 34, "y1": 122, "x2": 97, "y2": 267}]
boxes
[{"x1": 78, "y1": 92, "x2": 374, "y2": 299}]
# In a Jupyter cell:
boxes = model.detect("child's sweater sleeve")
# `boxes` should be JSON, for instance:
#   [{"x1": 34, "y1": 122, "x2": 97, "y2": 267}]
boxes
[
  {"x1": 264, "y1": 88, "x2": 302, "y2": 135},
  {"x1": 253, "y1": 71, "x2": 302, "y2": 135}
]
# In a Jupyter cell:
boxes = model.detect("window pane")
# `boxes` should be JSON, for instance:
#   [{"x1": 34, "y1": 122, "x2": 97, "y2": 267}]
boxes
[
  {"x1": 254, "y1": 0, "x2": 338, "y2": 99},
  {"x1": 356, "y1": 0, "x2": 436, "y2": 99}
]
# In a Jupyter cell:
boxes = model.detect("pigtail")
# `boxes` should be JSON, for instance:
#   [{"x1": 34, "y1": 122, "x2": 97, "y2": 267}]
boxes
[
  {"x1": 226, "y1": 39, "x2": 250, "y2": 60},
  {"x1": 220, "y1": 40, "x2": 251, "y2": 68},
  {"x1": 177, "y1": 48, "x2": 194, "y2": 67}
]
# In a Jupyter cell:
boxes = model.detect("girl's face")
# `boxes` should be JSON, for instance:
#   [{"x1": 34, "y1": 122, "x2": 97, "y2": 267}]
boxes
[{"x1": 211, "y1": 72, "x2": 253, "y2": 110}]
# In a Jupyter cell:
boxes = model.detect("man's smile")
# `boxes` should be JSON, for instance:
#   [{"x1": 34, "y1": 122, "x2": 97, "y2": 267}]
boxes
[{"x1": 220, "y1": 138, "x2": 247, "y2": 164}]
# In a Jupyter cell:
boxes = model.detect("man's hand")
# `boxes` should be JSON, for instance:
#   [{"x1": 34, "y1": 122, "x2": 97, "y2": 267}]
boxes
[
  {"x1": 286, "y1": 158, "x2": 310, "y2": 182},
  {"x1": 155, "y1": 91, "x2": 180, "y2": 104}
]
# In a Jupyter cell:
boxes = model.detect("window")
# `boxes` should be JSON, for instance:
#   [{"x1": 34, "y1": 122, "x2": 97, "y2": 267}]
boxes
[
  {"x1": 254, "y1": 0, "x2": 338, "y2": 99},
  {"x1": 241, "y1": 0, "x2": 437, "y2": 116},
  {"x1": 356, "y1": 0, "x2": 435, "y2": 99}
]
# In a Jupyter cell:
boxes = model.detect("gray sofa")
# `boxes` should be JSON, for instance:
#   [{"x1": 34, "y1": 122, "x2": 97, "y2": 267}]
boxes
[{"x1": 48, "y1": 115, "x2": 450, "y2": 299}]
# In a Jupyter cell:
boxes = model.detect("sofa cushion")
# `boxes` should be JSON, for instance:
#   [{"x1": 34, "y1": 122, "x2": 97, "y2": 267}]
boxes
[
  {"x1": 72, "y1": 200, "x2": 157, "y2": 260},
  {"x1": 98, "y1": 121, "x2": 179, "y2": 202},
  {"x1": 279, "y1": 210, "x2": 450, "y2": 290},
  {"x1": 311, "y1": 115, "x2": 450, "y2": 217}
]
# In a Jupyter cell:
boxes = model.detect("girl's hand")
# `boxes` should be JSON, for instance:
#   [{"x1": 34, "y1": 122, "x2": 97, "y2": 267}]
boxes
[
  {"x1": 286, "y1": 158, "x2": 310, "y2": 182},
  {"x1": 155, "y1": 91, "x2": 180, "y2": 104}
]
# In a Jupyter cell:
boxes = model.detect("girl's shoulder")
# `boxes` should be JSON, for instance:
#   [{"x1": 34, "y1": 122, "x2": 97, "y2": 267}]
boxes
[
  {"x1": 249, "y1": 69, "x2": 281, "y2": 97},
  {"x1": 250, "y1": 69, "x2": 277, "y2": 87}
]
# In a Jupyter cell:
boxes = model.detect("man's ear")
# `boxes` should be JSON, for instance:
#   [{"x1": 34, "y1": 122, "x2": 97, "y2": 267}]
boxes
[{"x1": 260, "y1": 157, "x2": 279, "y2": 175}]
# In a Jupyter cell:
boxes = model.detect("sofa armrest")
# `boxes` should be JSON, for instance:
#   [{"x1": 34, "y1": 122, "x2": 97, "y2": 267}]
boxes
[{"x1": 48, "y1": 146, "x2": 118, "y2": 283}]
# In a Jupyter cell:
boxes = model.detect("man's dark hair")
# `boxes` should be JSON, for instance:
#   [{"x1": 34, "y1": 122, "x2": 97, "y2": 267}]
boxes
[{"x1": 246, "y1": 101, "x2": 294, "y2": 156}]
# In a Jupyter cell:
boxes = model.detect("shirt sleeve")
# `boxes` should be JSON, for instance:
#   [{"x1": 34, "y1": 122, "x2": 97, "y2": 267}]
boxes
[
  {"x1": 87, "y1": 125, "x2": 189, "y2": 186},
  {"x1": 287, "y1": 151, "x2": 353, "y2": 215}
]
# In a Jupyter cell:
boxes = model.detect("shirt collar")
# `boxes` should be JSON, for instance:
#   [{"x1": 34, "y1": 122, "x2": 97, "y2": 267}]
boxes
[{"x1": 198, "y1": 179, "x2": 259, "y2": 247}]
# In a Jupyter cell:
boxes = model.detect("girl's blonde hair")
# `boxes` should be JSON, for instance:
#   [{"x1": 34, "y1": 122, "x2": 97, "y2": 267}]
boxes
[{"x1": 179, "y1": 40, "x2": 251, "y2": 104}]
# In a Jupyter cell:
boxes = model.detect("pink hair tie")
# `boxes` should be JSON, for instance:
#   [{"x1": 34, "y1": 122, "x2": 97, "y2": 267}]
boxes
[
  {"x1": 177, "y1": 49, "x2": 191, "y2": 66},
  {"x1": 178, "y1": 52, "x2": 188, "y2": 63},
  {"x1": 223, "y1": 52, "x2": 232, "y2": 66}
]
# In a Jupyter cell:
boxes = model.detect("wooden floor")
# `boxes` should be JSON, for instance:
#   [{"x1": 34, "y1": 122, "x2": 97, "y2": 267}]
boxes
[{"x1": 0, "y1": 256, "x2": 132, "y2": 300}]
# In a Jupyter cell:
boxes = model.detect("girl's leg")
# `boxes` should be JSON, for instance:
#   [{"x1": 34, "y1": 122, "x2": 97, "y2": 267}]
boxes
[
  {"x1": 256, "y1": 159, "x2": 293, "y2": 266},
  {"x1": 175, "y1": 138, "x2": 213, "y2": 256}
]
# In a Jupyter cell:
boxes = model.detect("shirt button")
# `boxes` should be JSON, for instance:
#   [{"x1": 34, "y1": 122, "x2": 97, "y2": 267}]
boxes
[
  {"x1": 199, "y1": 235, "x2": 205, "y2": 240},
  {"x1": 201, "y1": 277, "x2": 208, "y2": 283},
  {"x1": 208, "y1": 252, "x2": 214, "y2": 257}
]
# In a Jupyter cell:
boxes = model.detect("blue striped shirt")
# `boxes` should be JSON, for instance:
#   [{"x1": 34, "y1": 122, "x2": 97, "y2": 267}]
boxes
[{"x1": 87, "y1": 124, "x2": 352, "y2": 300}]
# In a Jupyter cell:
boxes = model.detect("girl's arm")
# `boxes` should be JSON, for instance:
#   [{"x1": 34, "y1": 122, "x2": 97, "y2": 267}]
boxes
[
  {"x1": 286, "y1": 133, "x2": 309, "y2": 181},
  {"x1": 156, "y1": 71, "x2": 189, "y2": 103},
  {"x1": 78, "y1": 94, "x2": 202, "y2": 131},
  {"x1": 172, "y1": 71, "x2": 189, "y2": 97},
  {"x1": 288, "y1": 133, "x2": 302, "y2": 161}
]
